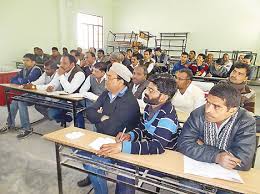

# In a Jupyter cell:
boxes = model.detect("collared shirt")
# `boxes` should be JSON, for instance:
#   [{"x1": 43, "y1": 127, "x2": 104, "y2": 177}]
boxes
[
  {"x1": 171, "y1": 83, "x2": 205, "y2": 114},
  {"x1": 132, "y1": 84, "x2": 139, "y2": 94},
  {"x1": 108, "y1": 86, "x2": 128, "y2": 103},
  {"x1": 32, "y1": 72, "x2": 56, "y2": 90},
  {"x1": 215, "y1": 117, "x2": 231, "y2": 136}
]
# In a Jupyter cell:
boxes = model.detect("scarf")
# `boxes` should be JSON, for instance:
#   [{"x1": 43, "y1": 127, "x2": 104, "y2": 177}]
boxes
[{"x1": 204, "y1": 111, "x2": 238, "y2": 150}]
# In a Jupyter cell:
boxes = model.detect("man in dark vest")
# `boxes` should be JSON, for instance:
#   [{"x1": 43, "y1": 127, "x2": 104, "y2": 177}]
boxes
[
  {"x1": 129, "y1": 65, "x2": 149, "y2": 113},
  {"x1": 139, "y1": 49, "x2": 155, "y2": 74},
  {"x1": 46, "y1": 54, "x2": 86, "y2": 126},
  {"x1": 77, "y1": 62, "x2": 107, "y2": 128}
]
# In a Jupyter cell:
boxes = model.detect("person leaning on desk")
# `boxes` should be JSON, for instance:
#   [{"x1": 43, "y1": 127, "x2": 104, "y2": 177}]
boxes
[
  {"x1": 97, "y1": 73, "x2": 180, "y2": 194},
  {"x1": 177, "y1": 83, "x2": 256, "y2": 193}
]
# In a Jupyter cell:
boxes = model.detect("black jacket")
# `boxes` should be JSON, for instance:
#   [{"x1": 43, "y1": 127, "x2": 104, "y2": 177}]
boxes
[
  {"x1": 86, "y1": 89, "x2": 141, "y2": 136},
  {"x1": 177, "y1": 105, "x2": 256, "y2": 171}
]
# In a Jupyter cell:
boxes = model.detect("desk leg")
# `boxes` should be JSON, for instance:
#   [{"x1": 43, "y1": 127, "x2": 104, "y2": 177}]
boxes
[
  {"x1": 252, "y1": 136, "x2": 259, "y2": 168},
  {"x1": 4, "y1": 88, "x2": 12, "y2": 124},
  {"x1": 72, "y1": 102, "x2": 77, "y2": 127},
  {"x1": 55, "y1": 143, "x2": 63, "y2": 194}
]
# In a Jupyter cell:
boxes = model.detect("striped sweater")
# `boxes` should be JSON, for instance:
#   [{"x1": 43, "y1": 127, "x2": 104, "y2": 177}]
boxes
[{"x1": 122, "y1": 101, "x2": 179, "y2": 155}]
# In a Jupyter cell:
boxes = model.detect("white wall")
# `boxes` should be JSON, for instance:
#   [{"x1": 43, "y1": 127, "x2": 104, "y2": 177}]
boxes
[
  {"x1": 0, "y1": 0, "x2": 60, "y2": 69},
  {"x1": 112, "y1": 0, "x2": 260, "y2": 63},
  {"x1": 0, "y1": 0, "x2": 113, "y2": 68}
]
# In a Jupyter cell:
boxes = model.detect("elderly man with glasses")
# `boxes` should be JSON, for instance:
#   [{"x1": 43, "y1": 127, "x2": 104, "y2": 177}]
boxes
[{"x1": 171, "y1": 68, "x2": 205, "y2": 115}]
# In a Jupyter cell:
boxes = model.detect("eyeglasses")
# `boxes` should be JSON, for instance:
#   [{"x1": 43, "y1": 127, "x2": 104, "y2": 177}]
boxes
[{"x1": 145, "y1": 86, "x2": 160, "y2": 95}]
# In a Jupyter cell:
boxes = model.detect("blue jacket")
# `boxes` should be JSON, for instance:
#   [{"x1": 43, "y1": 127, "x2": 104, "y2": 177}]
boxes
[
  {"x1": 122, "y1": 101, "x2": 179, "y2": 155},
  {"x1": 172, "y1": 60, "x2": 190, "y2": 74},
  {"x1": 11, "y1": 65, "x2": 42, "y2": 85}
]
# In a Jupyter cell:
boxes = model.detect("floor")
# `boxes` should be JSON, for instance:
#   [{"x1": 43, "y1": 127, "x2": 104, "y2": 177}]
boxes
[{"x1": 0, "y1": 85, "x2": 259, "y2": 194}]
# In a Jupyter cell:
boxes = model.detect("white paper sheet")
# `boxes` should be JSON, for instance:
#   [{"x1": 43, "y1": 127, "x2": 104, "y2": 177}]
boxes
[
  {"x1": 88, "y1": 137, "x2": 116, "y2": 150},
  {"x1": 65, "y1": 132, "x2": 85, "y2": 140},
  {"x1": 184, "y1": 156, "x2": 244, "y2": 183}
]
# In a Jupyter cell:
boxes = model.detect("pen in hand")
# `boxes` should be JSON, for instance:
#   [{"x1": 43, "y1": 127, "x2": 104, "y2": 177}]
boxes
[
  {"x1": 227, "y1": 151, "x2": 241, "y2": 167},
  {"x1": 119, "y1": 127, "x2": 127, "y2": 142}
]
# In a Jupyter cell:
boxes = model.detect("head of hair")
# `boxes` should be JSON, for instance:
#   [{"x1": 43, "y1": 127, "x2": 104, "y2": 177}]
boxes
[
  {"x1": 216, "y1": 58, "x2": 224, "y2": 65},
  {"x1": 145, "y1": 49, "x2": 152, "y2": 55},
  {"x1": 244, "y1": 54, "x2": 252, "y2": 61},
  {"x1": 44, "y1": 59, "x2": 58, "y2": 70},
  {"x1": 87, "y1": 52, "x2": 96, "y2": 58},
  {"x1": 176, "y1": 68, "x2": 193, "y2": 80},
  {"x1": 63, "y1": 47, "x2": 68, "y2": 51},
  {"x1": 34, "y1": 47, "x2": 40, "y2": 50},
  {"x1": 110, "y1": 52, "x2": 124, "y2": 63},
  {"x1": 190, "y1": 50, "x2": 196, "y2": 55},
  {"x1": 63, "y1": 54, "x2": 77, "y2": 64},
  {"x1": 126, "y1": 48, "x2": 132, "y2": 52},
  {"x1": 154, "y1": 47, "x2": 162, "y2": 52},
  {"x1": 93, "y1": 62, "x2": 107, "y2": 72},
  {"x1": 136, "y1": 65, "x2": 148, "y2": 76},
  {"x1": 198, "y1": 53, "x2": 206, "y2": 60},
  {"x1": 97, "y1": 49, "x2": 105, "y2": 55},
  {"x1": 233, "y1": 62, "x2": 251, "y2": 77},
  {"x1": 23, "y1": 53, "x2": 36, "y2": 61},
  {"x1": 148, "y1": 73, "x2": 177, "y2": 100},
  {"x1": 181, "y1": 51, "x2": 189, "y2": 56},
  {"x1": 52, "y1": 47, "x2": 58, "y2": 51},
  {"x1": 209, "y1": 83, "x2": 241, "y2": 109}
]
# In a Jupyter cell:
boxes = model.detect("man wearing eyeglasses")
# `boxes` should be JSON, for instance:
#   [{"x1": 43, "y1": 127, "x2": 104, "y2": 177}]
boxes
[
  {"x1": 171, "y1": 68, "x2": 205, "y2": 115},
  {"x1": 97, "y1": 73, "x2": 180, "y2": 194}
]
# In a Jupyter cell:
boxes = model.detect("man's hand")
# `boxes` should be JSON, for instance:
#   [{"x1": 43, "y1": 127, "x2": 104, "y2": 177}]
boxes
[
  {"x1": 196, "y1": 139, "x2": 204, "y2": 145},
  {"x1": 115, "y1": 132, "x2": 131, "y2": 143},
  {"x1": 46, "y1": 85, "x2": 54, "y2": 92},
  {"x1": 101, "y1": 115, "x2": 109, "y2": 122},
  {"x1": 57, "y1": 67, "x2": 66, "y2": 76},
  {"x1": 96, "y1": 143, "x2": 122, "y2": 156},
  {"x1": 215, "y1": 152, "x2": 241, "y2": 170}
]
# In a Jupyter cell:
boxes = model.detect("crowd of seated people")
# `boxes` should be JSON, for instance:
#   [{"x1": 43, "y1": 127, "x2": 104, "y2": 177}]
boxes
[{"x1": 0, "y1": 45, "x2": 258, "y2": 194}]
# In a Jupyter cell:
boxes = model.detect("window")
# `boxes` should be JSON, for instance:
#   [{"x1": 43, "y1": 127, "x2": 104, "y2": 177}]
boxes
[{"x1": 77, "y1": 13, "x2": 103, "y2": 49}]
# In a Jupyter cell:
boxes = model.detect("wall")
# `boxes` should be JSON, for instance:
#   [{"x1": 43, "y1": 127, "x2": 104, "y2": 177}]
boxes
[
  {"x1": 0, "y1": 0, "x2": 60, "y2": 69},
  {"x1": 112, "y1": 0, "x2": 260, "y2": 63},
  {"x1": 0, "y1": 0, "x2": 113, "y2": 68}
]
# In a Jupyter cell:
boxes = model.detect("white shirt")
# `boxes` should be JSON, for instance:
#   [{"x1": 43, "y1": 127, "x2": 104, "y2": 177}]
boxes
[
  {"x1": 48, "y1": 67, "x2": 85, "y2": 94},
  {"x1": 224, "y1": 61, "x2": 233, "y2": 71},
  {"x1": 171, "y1": 83, "x2": 205, "y2": 115},
  {"x1": 131, "y1": 84, "x2": 139, "y2": 94},
  {"x1": 79, "y1": 74, "x2": 106, "y2": 101},
  {"x1": 32, "y1": 72, "x2": 56, "y2": 90}
]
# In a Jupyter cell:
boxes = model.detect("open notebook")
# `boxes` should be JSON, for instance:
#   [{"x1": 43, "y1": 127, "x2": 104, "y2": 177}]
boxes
[{"x1": 184, "y1": 156, "x2": 244, "y2": 183}]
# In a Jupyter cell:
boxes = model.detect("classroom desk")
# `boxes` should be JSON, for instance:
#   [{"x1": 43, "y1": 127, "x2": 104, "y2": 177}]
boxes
[
  {"x1": 44, "y1": 127, "x2": 260, "y2": 194},
  {"x1": 0, "y1": 83, "x2": 85, "y2": 127}
]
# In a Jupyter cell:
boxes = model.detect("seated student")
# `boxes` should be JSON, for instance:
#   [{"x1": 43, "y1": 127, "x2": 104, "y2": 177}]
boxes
[
  {"x1": 188, "y1": 50, "x2": 196, "y2": 63},
  {"x1": 222, "y1": 53, "x2": 233, "y2": 72},
  {"x1": 242, "y1": 54, "x2": 255, "y2": 79},
  {"x1": 47, "y1": 54, "x2": 85, "y2": 126},
  {"x1": 207, "y1": 58, "x2": 228, "y2": 78},
  {"x1": 172, "y1": 51, "x2": 191, "y2": 74},
  {"x1": 132, "y1": 46, "x2": 143, "y2": 60},
  {"x1": 50, "y1": 47, "x2": 61, "y2": 64},
  {"x1": 154, "y1": 47, "x2": 168, "y2": 72},
  {"x1": 139, "y1": 49, "x2": 155, "y2": 74},
  {"x1": 126, "y1": 48, "x2": 133, "y2": 60},
  {"x1": 62, "y1": 47, "x2": 68, "y2": 55},
  {"x1": 35, "y1": 48, "x2": 50, "y2": 65},
  {"x1": 0, "y1": 53, "x2": 42, "y2": 138},
  {"x1": 77, "y1": 62, "x2": 107, "y2": 128},
  {"x1": 129, "y1": 66, "x2": 149, "y2": 113},
  {"x1": 172, "y1": 69, "x2": 205, "y2": 115},
  {"x1": 97, "y1": 73, "x2": 179, "y2": 194},
  {"x1": 121, "y1": 51, "x2": 131, "y2": 66},
  {"x1": 88, "y1": 47, "x2": 96, "y2": 54},
  {"x1": 80, "y1": 52, "x2": 96, "y2": 77},
  {"x1": 127, "y1": 55, "x2": 139, "y2": 73},
  {"x1": 96, "y1": 49, "x2": 107, "y2": 62},
  {"x1": 31, "y1": 59, "x2": 58, "y2": 118},
  {"x1": 178, "y1": 83, "x2": 256, "y2": 173},
  {"x1": 220, "y1": 63, "x2": 256, "y2": 113},
  {"x1": 77, "y1": 47, "x2": 85, "y2": 61},
  {"x1": 189, "y1": 53, "x2": 209, "y2": 76},
  {"x1": 77, "y1": 63, "x2": 140, "y2": 189}
]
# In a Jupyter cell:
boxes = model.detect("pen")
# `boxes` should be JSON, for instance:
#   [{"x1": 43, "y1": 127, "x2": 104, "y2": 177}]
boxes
[
  {"x1": 227, "y1": 151, "x2": 241, "y2": 167},
  {"x1": 119, "y1": 127, "x2": 127, "y2": 142}
]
